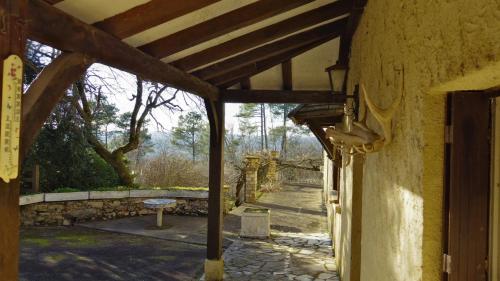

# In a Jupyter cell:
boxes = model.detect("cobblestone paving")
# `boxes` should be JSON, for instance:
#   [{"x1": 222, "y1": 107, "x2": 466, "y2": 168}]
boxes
[{"x1": 211, "y1": 232, "x2": 338, "y2": 281}]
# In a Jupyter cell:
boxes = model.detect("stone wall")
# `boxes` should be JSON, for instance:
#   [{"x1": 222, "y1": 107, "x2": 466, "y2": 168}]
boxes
[
  {"x1": 338, "y1": 1, "x2": 500, "y2": 281},
  {"x1": 20, "y1": 195, "x2": 207, "y2": 226}
]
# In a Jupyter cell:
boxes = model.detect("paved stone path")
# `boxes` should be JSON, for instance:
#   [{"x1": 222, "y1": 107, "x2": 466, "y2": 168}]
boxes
[
  {"x1": 221, "y1": 232, "x2": 338, "y2": 281},
  {"x1": 204, "y1": 183, "x2": 339, "y2": 281}
]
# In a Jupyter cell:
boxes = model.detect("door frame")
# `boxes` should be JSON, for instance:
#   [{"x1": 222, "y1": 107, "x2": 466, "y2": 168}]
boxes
[{"x1": 443, "y1": 91, "x2": 491, "y2": 281}]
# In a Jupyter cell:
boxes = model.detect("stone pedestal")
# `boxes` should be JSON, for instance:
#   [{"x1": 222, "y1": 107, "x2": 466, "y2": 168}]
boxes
[
  {"x1": 240, "y1": 207, "x2": 271, "y2": 238},
  {"x1": 245, "y1": 156, "x2": 260, "y2": 203},
  {"x1": 266, "y1": 151, "x2": 279, "y2": 183}
]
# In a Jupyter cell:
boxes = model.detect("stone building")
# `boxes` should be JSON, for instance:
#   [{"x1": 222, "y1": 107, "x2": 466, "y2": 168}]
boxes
[{"x1": 319, "y1": 1, "x2": 500, "y2": 280}]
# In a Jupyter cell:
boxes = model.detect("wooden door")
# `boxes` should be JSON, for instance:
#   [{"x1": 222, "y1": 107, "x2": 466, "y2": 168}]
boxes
[{"x1": 445, "y1": 92, "x2": 490, "y2": 281}]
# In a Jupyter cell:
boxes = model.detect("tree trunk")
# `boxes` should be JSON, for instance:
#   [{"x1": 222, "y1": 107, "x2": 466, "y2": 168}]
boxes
[
  {"x1": 87, "y1": 136, "x2": 135, "y2": 186},
  {"x1": 281, "y1": 107, "x2": 288, "y2": 158},
  {"x1": 192, "y1": 130, "x2": 196, "y2": 163},
  {"x1": 263, "y1": 104, "x2": 268, "y2": 150},
  {"x1": 109, "y1": 153, "x2": 134, "y2": 186}
]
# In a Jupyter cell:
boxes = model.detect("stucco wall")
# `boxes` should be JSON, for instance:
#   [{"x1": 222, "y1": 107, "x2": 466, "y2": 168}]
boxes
[{"x1": 345, "y1": 0, "x2": 500, "y2": 281}]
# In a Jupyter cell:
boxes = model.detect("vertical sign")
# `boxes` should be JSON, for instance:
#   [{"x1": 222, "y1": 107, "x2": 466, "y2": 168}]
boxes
[{"x1": 0, "y1": 55, "x2": 23, "y2": 183}]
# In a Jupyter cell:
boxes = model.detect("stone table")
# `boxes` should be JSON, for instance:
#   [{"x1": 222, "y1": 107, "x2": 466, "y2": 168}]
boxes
[{"x1": 143, "y1": 199, "x2": 176, "y2": 227}]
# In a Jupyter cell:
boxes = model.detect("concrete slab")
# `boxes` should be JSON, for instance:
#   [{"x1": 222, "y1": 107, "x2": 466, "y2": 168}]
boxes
[
  {"x1": 79, "y1": 214, "x2": 241, "y2": 246},
  {"x1": 45, "y1": 192, "x2": 89, "y2": 202},
  {"x1": 20, "y1": 193, "x2": 44, "y2": 205},
  {"x1": 80, "y1": 215, "x2": 208, "y2": 245},
  {"x1": 20, "y1": 226, "x2": 206, "y2": 281},
  {"x1": 88, "y1": 190, "x2": 130, "y2": 199}
]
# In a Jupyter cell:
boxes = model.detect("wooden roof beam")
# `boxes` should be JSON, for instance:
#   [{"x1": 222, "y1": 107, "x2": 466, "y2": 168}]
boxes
[
  {"x1": 215, "y1": 35, "x2": 340, "y2": 88},
  {"x1": 172, "y1": 1, "x2": 350, "y2": 71},
  {"x1": 26, "y1": 0, "x2": 219, "y2": 100},
  {"x1": 195, "y1": 18, "x2": 347, "y2": 81},
  {"x1": 220, "y1": 90, "x2": 346, "y2": 104},
  {"x1": 307, "y1": 120, "x2": 335, "y2": 160},
  {"x1": 240, "y1": 78, "x2": 251, "y2": 90},
  {"x1": 139, "y1": 0, "x2": 314, "y2": 58},
  {"x1": 338, "y1": 0, "x2": 367, "y2": 66},
  {"x1": 93, "y1": 0, "x2": 221, "y2": 39},
  {"x1": 22, "y1": 52, "x2": 93, "y2": 158},
  {"x1": 282, "y1": 60, "x2": 293, "y2": 91}
]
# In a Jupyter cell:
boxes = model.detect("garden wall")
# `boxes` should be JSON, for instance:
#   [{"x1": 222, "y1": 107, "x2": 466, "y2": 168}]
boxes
[{"x1": 20, "y1": 190, "x2": 208, "y2": 226}]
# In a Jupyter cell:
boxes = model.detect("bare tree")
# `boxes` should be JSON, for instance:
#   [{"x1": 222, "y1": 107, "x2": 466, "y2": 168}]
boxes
[{"x1": 72, "y1": 75, "x2": 180, "y2": 186}]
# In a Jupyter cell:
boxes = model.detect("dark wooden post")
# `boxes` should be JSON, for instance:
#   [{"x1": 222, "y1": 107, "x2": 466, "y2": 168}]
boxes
[
  {"x1": 204, "y1": 99, "x2": 225, "y2": 280},
  {"x1": 0, "y1": 0, "x2": 27, "y2": 279}
]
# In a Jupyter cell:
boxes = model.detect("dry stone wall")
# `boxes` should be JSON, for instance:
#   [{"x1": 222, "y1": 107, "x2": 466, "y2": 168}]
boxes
[{"x1": 20, "y1": 191, "x2": 208, "y2": 226}]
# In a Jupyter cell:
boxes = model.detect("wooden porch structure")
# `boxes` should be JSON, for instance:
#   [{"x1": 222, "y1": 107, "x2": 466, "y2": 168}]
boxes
[{"x1": 0, "y1": 0, "x2": 366, "y2": 279}]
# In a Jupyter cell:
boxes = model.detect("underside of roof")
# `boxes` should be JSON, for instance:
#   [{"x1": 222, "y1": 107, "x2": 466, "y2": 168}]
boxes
[{"x1": 35, "y1": 0, "x2": 364, "y2": 95}]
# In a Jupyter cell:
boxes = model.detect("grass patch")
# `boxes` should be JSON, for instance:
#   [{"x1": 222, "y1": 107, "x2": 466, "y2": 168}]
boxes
[
  {"x1": 143, "y1": 186, "x2": 208, "y2": 191},
  {"x1": 52, "y1": 187, "x2": 81, "y2": 193},
  {"x1": 55, "y1": 234, "x2": 99, "y2": 246},
  {"x1": 24, "y1": 237, "x2": 51, "y2": 247},
  {"x1": 92, "y1": 186, "x2": 130, "y2": 191},
  {"x1": 43, "y1": 185, "x2": 208, "y2": 193}
]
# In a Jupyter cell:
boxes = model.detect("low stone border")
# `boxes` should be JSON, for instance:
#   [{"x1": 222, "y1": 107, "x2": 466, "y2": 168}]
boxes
[
  {"x1": 20, "y1": 189, "x2": 208, "y2": 206},
  {"x1": 20, "y1": 189, "x2": 209, "y2": 226}
]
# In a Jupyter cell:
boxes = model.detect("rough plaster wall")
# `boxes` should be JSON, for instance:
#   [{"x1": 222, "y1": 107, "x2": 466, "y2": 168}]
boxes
[{"x1": 346, "y1": 0, "x2": 500, "y2": 281}]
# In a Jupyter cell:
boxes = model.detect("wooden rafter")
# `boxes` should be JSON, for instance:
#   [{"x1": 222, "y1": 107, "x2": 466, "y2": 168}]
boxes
[
  {"x1": 307, "y1": 121, "x2": 335, "y2": 160},
  {"x1": 240, "y1": 78, "x2": 251, "y2": 90},
  {"x1": 172, "y1": 1, "x2": 350, "y2": 71},
  {"x1": 26, "y1": 0, "x2": 218, "y2": 100},
  {"x1": 93, "y1": 0, "x2": 220, "y2": 39},
  {"x1": 138, "y1": 0, "x2": 313, "y2": 58},
  {"x1": 21, "y1": 53, "x2": 93, "y2": 158},
  {"x1": 216, "y1": 35, "x2": 340, "y2": 88},
  {"x1": 195, "y1": 18, "x2": 347, "y2": 81},
  {"x1": 338, "y1": 0, "x2": 367, "y2": 65},
  {"x1": 221, "y1": 90, "x2": 346, "y2": 104},
  {"x1": 282, "y1": 60, "x2": 293, "y2": 91}
]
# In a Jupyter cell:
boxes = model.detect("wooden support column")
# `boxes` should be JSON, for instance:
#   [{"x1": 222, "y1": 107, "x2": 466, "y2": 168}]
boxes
[
  {"x1": 350, "y1": 154, "x2": 364, "y2": 281},
  {"x1": 0, "y1": 0, "x2": 27, "y2": 279},
  {"x1": 204, "y1": 99, "x2": 225, "y2": 281}
]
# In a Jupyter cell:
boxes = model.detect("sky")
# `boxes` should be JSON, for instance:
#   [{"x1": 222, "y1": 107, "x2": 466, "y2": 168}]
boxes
[{"x1": 88, "y1": 63, "x2": 274, "y2": 133}]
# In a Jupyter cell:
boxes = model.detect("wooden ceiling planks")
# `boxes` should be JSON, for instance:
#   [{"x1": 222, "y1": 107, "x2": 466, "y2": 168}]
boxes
[
  {"x1": 36, "y1": 0, "x2": 363, "y2": 100},
  {"x1": 172, "y1": 0, "x2": 350, "y2": 71},
  {"x1": 194, "y1": 18, "x2": 348, "y2": 81},
  {"x1": 93, "y1": 0, "x2": 221, "y2": 39},
  {"x1": 215, "y1": 37, "x2": 336, "y2": 88},
  {"x1": 138, "y1": 0, "x2": 314, "y2": 59},
  {"x1": 27, "y1": 0, "x2": 219, "y2": 100}
]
